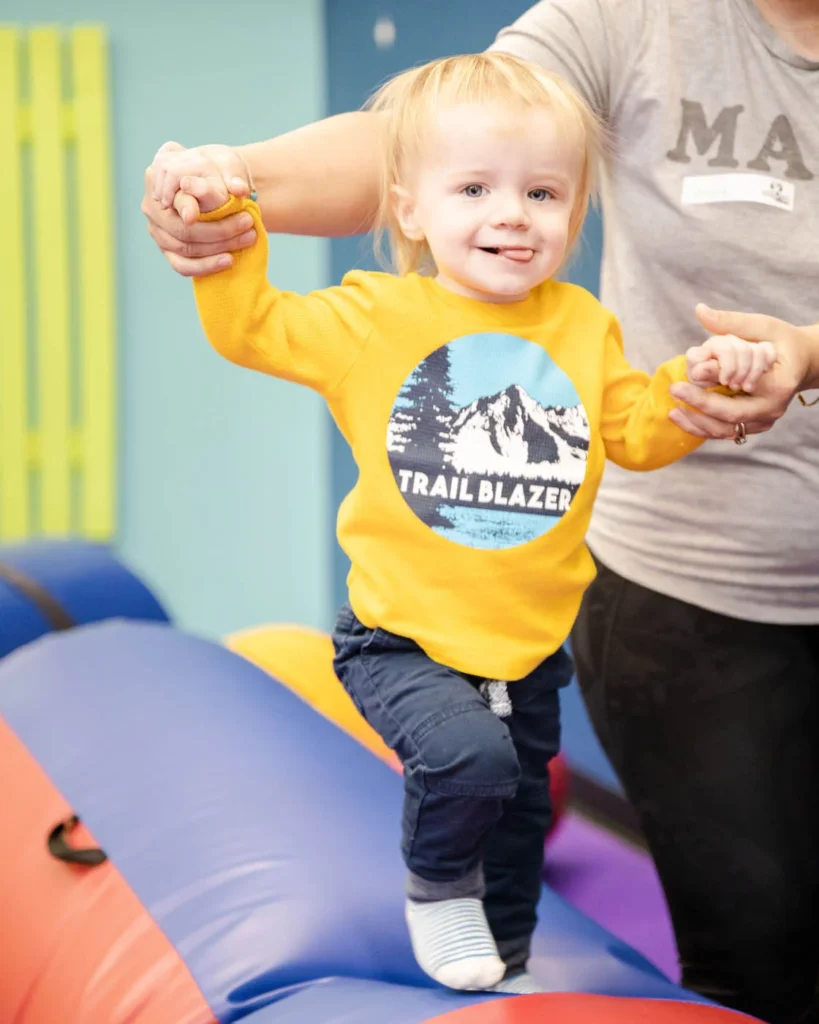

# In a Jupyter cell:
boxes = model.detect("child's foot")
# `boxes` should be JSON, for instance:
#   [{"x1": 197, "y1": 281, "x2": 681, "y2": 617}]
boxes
[
  {"x1": 491, "y1": 971, "x2": 544, "y2": 995},
  {"x1": 405, "y1": 897, "x2": 506, "y2": 990}
]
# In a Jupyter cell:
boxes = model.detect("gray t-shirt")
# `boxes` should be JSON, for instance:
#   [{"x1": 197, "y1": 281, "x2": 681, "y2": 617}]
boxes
[{"x1": 492, "y1": 0, "x2": 819, "y2": 624}]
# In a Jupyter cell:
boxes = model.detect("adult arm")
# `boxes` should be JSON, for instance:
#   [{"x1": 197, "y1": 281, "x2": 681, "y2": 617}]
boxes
[
  {"x1": 143, "y1": 112, "x2": 385, "y2": 276},
  {"x1": 144, "y1": 0, "x2": 636, "y2": 275}
]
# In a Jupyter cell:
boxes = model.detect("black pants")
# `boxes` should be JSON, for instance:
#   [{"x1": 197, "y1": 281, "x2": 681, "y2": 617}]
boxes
[
  {"x1": 571, "y1": 557, "x2": 819, "y2": 1024},
  {"x1": 332, "y1": 604, "x2": 569, "y2": 972}
]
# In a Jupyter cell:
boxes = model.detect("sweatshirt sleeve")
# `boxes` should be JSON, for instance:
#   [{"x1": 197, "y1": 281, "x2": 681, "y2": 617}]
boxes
[
  {"x1": 193, "y1": 197, "x2": 372, "y2": 396},
  {"x1": 601, "y1": 316, "x2": 704, "y2": 471}
]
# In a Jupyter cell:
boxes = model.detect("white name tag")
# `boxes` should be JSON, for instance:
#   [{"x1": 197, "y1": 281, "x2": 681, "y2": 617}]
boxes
[{"x1": 681, "y1": 173, "x2": 795, "y2": 211}]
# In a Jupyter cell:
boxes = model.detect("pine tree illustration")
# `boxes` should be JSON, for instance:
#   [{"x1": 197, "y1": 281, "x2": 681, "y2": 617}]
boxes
[{"x1": 391, "y1": 346, "x2": 456, "y2": 465}]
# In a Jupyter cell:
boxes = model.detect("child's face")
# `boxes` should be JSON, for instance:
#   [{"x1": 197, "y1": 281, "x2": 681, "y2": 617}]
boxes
[{"x1": 393, "y1": 103, "x2": 583, "y2": 303}]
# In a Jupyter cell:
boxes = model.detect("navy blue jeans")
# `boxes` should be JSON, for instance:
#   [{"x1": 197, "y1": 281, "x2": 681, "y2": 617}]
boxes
[{"x1": 332, "y1": 604, "x2": 569, "y2": 970}]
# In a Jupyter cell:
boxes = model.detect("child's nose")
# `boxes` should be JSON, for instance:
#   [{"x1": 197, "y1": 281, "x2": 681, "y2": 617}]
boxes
[{"x1": 491, "y1": 196, "x2": 530, "y2": 229}]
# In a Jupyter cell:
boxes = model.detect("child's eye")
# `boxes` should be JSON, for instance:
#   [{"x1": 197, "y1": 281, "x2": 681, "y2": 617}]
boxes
[
  {"x1": 462, "y1": 184, "x2": 486, "y2": 198},
  {"x1": 528, "y1": 188, "x2": 554, "y2": 202}
]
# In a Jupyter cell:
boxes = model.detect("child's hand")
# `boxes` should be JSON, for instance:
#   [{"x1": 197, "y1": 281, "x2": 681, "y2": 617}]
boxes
[
  {"x1": 178, "y1": 167, "x2": 231, "y2": 215},
  {"x1": 686, "y1": 334, "x2": 776, "y2": 393}
]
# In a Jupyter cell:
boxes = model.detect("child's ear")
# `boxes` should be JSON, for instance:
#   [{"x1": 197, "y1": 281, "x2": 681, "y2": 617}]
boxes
[{"x1": 391, "y1": 185, "x2": 425, "y2": 241}]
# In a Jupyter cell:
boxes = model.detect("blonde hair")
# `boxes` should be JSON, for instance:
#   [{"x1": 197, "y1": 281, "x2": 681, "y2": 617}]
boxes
[{"x1": 366, "y1": 52, "x2": 605, "y2": 276}]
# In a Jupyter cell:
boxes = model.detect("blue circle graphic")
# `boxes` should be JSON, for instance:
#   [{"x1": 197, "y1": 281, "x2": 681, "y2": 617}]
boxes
[{"x1": 387, "y1": 333, "x2": 590, "y2": 550}]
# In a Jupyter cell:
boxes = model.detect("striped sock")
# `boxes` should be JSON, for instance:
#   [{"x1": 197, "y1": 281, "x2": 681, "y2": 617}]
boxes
[
  {"x1": 491, "y1": 971, "x2": 544, "y2": 995},
  {"x1": 405, "y1": 897, "x2": 506, "y2": 990}
]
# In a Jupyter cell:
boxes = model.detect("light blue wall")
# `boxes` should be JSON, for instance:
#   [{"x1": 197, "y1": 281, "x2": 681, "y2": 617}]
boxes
[{"x1": 7, "y1": 1, "x2": 332, "y2": 637}]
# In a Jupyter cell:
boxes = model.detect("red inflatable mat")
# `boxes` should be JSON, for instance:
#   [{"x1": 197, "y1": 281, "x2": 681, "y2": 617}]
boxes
[
  {"x1": 427, "y1": 993, "x2": 752, "y2": 1023},
  {"x1": 0, "y1": 717, "x2": 214, "y2": 1024}
]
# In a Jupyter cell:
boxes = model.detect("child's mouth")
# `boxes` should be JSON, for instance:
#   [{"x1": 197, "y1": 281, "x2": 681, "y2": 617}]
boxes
[{"x1": 479, "y1": 246, "x2": 534, "y2": 263}]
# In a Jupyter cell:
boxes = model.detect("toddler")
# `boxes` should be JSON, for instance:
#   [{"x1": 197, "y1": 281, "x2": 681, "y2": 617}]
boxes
[{"x1": 180, "y1": 53, "x2": 773, "y2": 995}]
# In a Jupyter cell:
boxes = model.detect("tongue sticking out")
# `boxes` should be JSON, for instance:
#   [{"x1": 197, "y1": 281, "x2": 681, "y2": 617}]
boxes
[{"x1": 501, "y1": 248, "x2": 534, "y2": 263}]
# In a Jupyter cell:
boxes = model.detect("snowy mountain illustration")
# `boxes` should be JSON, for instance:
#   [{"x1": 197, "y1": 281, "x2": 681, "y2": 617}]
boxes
[
  {"x1": 388, "y1": 382, "x2": 589, "y2": 486},
  {"x1": 447, "y1": 384, "x2": 588, "y2": 484}
]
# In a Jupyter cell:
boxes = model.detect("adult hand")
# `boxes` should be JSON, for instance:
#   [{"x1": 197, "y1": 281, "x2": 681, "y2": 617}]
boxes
[
  {"x1": 142, "y1": 142, "x2": 258, "y2": 277},
  {"x1": 668, "y1": 304, "x2": 818, "y2": 440}
]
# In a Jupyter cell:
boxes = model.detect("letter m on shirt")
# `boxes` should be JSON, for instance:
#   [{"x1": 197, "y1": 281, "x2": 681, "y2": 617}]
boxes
[{"x1": 667, "y1": 100, "x2": 743, "y2": 167}]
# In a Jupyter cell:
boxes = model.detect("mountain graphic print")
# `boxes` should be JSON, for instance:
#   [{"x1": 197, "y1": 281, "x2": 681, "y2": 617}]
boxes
[{"x1": 387, "y1": 332, "x2": 590, "y2": 549}]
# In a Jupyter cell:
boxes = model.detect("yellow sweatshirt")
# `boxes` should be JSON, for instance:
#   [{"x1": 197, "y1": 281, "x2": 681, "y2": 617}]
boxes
[{"x1": 194, "y1": 197, "x2": 701, "y2": 679}]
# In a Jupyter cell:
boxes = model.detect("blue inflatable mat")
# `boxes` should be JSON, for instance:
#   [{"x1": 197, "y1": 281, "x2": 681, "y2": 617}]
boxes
[
  {"x1": 0, "y1": 540, "x2": 169, "y2": 658},
  {"x1": 0, "y1": 622, "x2": 706, "y2": 1024}
]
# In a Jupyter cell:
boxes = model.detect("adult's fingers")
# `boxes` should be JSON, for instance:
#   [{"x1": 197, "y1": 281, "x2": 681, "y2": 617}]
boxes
[
  {"x1": 147, "y1": 217, "x2": 256, "y2": 259},
  {"x1": 669, "y1": 405, "x2": 741, "y2": 439},
  {"x1": 695, "y1": 303, "x2": 790, "y2": 345},
  {"x1": 668, "y1": 407, "x2": 709, "y2": 438},
  {"x1": 669, "y1": 404, "x2": 771, "y2": 440},
  {"x1": 670, "y1": 380, "x2": 784, "y2": 427},
  {"x1": 165, "y1": 250, "x2": 234, "y2": 278},
  {"x1": 143, "y1": 195, "x2": 253, "y2": 244}
]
